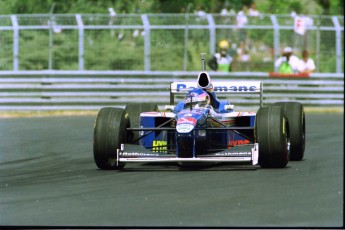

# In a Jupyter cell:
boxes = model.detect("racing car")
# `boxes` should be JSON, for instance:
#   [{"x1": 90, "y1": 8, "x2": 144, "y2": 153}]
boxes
[{"x1": 93, "y1": 54, "x2": 305, "y2": 170}]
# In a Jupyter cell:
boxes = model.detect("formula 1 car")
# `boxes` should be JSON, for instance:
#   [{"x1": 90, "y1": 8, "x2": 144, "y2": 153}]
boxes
[{"x1": 93, "y1": 54, "x2": 305, "y2": 170}]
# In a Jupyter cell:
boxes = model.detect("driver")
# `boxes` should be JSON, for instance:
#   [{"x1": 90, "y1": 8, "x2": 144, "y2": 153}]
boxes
[{"x1": 185, "y1": 89, "x2": 211, "y2": 108}]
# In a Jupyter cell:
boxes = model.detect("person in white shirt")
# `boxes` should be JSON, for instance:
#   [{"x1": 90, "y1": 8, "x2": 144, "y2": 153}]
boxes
[
  {"x1": 274, "y1": 47, "x2": 300, "y2": 73},
  {"x1": 298, "y1": 50, "x2": 316, "y2": 73},
  {"x1": 236, "y1": 6, "x2": 248, "y2": 27},
  {"x1": 195, "y1": 4, "x2": 207, "y2": 19},
  {"x1": 248, "y1": 2, "x2": 260, "y2": 17},
  {"x1": 236, "y1": 5, "x2": 249, "y2": 52}
]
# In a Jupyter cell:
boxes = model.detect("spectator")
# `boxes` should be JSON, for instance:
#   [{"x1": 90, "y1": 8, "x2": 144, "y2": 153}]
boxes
[
  {"x1": 195, "y1": 4, "x2": 207, "y2": 19},
  {"x1": 229, "y1": 42, "x2": 238, "y2": 59},
  {"x1": 236, "y1": 5, "x2": 249, "y2": 27},
  {"x1": 238, "y1": 48, "x2": 251, "y2": 71},
  {"x1": 274, "y1": 47, "x2": 300, "y2": 74},
  {"x1": 220, "y1": 3, "x2": 235, "y2": 25},
  {"x1": 248, "y1": 2, "x2": 260, "y2": 17},
  {"x1": 208, "y1": 40, "x2": 233, "y2": 72},
  {"x1": 298, "y1": 50, "x2": 315, "y2": 73},
  {"x1": 220, "y1": 7, "x2": 229, "y2": 16},
  {"x1": 236, "y1": 5, "x2": 249, "y2": 52},
  {"x1": 220, "y1": 2, "x2": 236, "y2": 16},
  {"x1": 108, "y1": 7, "x2": 125, "y2": 41}
]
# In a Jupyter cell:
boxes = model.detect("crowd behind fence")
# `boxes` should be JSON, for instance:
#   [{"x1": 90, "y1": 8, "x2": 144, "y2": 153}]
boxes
[{"x1": 0, "y1": 13, "x2": 343, "y2": 73}]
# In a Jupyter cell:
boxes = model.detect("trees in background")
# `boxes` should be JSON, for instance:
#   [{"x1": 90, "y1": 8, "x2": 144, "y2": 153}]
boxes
[{"x1": 0, "y1": 0, "x2": 343, "y2": 15}]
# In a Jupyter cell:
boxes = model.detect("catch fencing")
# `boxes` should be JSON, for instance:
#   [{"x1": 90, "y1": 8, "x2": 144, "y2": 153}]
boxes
[
  {"x1": 0, "y1": 13, "x2": 343, "y2": 73},
  {"x1": 0, "y1": 71, "x2": 342, "y2": 111}
]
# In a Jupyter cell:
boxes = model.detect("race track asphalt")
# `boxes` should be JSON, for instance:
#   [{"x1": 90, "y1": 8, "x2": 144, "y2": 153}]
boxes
[{"x1": 0, "y1": 112, "x2": 343, "y2": 228}]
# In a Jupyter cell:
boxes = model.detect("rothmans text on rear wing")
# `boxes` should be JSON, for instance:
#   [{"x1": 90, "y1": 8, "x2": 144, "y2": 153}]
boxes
[{"x1": 170, "y1": 81, "x2": 263, "y2": 107}]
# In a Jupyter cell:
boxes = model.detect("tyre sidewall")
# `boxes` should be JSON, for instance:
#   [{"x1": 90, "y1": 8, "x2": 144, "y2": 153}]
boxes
[
  {"x1": 255, "y1": 106, "x2": 289, "y2": 168},
  {"x1": 274, "y1": 102, "x2": 305, "y2": 160},
  {"x1": 93, "y1": 107, "x2": 128, "y2": 169}
]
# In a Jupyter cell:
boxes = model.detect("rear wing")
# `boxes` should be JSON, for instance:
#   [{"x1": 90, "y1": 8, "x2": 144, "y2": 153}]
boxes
[{"x1": 170, "y1": 81, "x2": 263, "y2": 107}]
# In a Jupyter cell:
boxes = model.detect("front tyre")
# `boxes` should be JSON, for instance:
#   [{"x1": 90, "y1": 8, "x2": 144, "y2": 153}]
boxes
[
  {"x1": 274, "y1": 102, "x2": 305, "y2": 161},
  {"x1": 93, "y1": 107, "x2": 128, "y2": 170},
  {"x1": 255, "y1": 106, "x2": 289, "y2": 168}
]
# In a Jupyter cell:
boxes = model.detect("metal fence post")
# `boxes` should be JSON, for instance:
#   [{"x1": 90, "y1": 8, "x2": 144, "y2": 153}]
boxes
[
  {"x1": 10, "y1": 15, "x2": 19, "y2": 71},
  {"x1": 76, "y1": 14, "x2": 84, "y2": 70},
  {"x1": 183, "y1": 13, "x2": 189, "y2": 71},
  {"x1": 332, "y1": 16, "x2": 342, "y2": 73},
  {"x1": 207, "y1": 14, "x2": 216, "y2": 58},
  {"x1": 141, "y1": 14, "x2": 150, "y2": 71},
  {"x1": 270, "y1": 15, "x2": 279, "y2": 72},
  {"x1": 48, "y1": 4, "x2": 56, "y2": 70},
  {"x1": 183, "y1": 4, "x2": 193, "y2": 71},
  {"x1": 316, "y1": 14, "x2": 321, "y2": 72}
]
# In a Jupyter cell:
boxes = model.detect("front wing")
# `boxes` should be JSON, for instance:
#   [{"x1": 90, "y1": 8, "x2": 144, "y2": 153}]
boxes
[{"x1": 117, "y1": 143, "x2": 259, "y2": 165}]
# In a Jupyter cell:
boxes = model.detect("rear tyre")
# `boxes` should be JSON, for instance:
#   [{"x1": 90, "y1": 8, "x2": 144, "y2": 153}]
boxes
[
  {"x1": 274, "y1": 102, "x2": 305, "y2": 161},
  {"x1": 255, "y1": 106, "x2": 289, "y2": 168},
  {"x1": 125, "y1": 103, "x2": 158, "y2": 144},
  {"x1": 93, "y1": 107, "x2": 128, "y2": 170}
]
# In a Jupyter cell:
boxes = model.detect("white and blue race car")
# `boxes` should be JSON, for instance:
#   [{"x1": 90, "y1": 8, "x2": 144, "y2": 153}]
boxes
[{"x1": 93, "y1": 54, "x2": 305, "y2": 170}]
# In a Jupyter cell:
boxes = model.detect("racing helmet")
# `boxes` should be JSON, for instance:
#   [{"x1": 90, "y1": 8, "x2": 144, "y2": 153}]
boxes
[
  {"x1": 219, "y1": 40, "x2": 230, "y2": 50},
  {"x1": 185, "y1": 89, "x2": 210, "y2": 107}
]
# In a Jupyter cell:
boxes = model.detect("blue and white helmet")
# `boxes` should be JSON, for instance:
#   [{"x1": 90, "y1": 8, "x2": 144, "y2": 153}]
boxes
[{"x1": 185, "y1": 88, "x2": 210, "y2": 107}]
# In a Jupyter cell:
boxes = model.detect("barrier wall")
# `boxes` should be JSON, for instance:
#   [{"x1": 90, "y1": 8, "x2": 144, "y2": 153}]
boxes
[{"x1": 0, "y1": 71, "x2": 342, "y2": 111}]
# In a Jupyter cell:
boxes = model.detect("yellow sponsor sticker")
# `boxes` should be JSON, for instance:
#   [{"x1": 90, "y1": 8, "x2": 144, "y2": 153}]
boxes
[{"x1": 152, "y1": 140, "x2": 167, "y2": 153}]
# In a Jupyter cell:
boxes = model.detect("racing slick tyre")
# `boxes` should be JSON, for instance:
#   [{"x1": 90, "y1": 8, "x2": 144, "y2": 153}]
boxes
[
  {"x1": 255, "y1": 106, "x2": 289, "y2": 168},
  {"x1": 93, "y1": 107, "x2": 128, "y2": 170},
  {"x1": 274, "y1": 102, "x2": 305, "y2": 161},
  {"x1": 125, "y1": 103, "x2": 158, "y2": 144}
]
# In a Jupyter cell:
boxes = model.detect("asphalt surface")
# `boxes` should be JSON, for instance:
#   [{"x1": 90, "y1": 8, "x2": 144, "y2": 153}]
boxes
[{"x1": 0, "y1": 112, "x2": 343, "y2": 227}]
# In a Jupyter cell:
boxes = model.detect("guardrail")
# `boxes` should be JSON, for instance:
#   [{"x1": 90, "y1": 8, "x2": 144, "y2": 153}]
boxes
[{"x1": 0, "y1": 71, "x2": 343, "y2": 111}]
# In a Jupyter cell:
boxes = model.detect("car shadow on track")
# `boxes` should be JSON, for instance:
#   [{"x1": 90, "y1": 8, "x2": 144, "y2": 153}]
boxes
[{"x1": 118, "y1": 162, "x2": 260, "y2": 172}]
